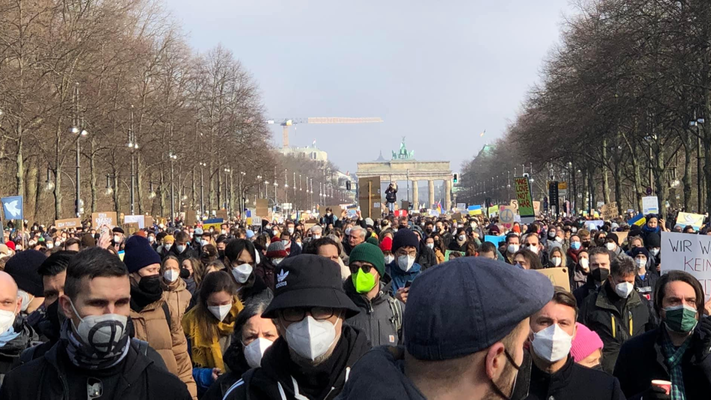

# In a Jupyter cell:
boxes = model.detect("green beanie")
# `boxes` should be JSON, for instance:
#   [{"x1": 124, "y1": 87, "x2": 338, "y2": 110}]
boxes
[
  {"x1": 366, "y1": 236, "x2": 379, "y2": 246},
  {"x1": 349, "y1": 243, "x2": 385, "y2": 276}
]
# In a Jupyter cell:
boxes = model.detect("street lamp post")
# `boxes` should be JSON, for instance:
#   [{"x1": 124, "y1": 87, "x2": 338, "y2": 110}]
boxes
[
  {"x1": 691, "y1": 113, "x2": 706, "y2": 212},
  {"x1": 256, "y1": 175, "x2": 262, "y2": 199},
  {"x1": 169, "y1": 152, "x2": 177, "y2": 224},
  {"x1": 199, "y1": 162, "x2": 207, "y2": 217},
  {"x1": 127, "y1": 105, "x2": 138, "y2": 216},
  {"x1": 71, "y1": 83, "x2": 88, "y2": 218},
  {"x1": 224, "y1": 168, "x2": 231, "y2": 217}
]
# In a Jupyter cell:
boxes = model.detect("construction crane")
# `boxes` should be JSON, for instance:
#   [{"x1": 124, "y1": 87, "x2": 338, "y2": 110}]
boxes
[{"x1": 267, "y1": 117, "x2": 384, "y2": 149}]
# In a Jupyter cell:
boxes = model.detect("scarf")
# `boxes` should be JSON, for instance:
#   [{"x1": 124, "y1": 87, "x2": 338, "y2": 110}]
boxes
[
  {"x1": 0, "y1": 326, "x2": 20, "y2": 348},
  {"x1": 60, "y1": 319, "x2": 130, "y2": 370},
  {"x1": 181, "y1": 301, "x2": 240, "y2": 371},
  {"x1": 130, "y1": 275, "x2": 163, "y2": 311},
  {"x1": 663, "y1": 331, "x2": 691, "y2": 400},
  {"x1": 567, "y1": 248, "x2": 580, "y2": 264}
]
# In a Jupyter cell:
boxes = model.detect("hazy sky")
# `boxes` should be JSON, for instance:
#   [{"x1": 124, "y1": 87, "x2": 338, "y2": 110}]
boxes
[{"x1": 167, "y1": 0, "x2": 574, "y2": 174}]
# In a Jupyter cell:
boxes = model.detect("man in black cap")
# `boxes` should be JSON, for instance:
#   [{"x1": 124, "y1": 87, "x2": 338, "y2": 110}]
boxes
[
  {"x1": 386, "y1": 229, "x2": 423, "y2": 302},
  {"x1": 223, "y1": 254, "x2": 369, "y2": 400},
  {"x1": 337, "y1": 257, "x2": 554, "y2": 400},
  {"x1": 4, "y1": 250, "x2": 48, "y2": 325}
]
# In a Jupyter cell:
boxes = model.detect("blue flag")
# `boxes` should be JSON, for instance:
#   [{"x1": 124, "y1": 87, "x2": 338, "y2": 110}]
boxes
[{"x1": 1, "y1": 196, "x2": 23, "y2": 221}]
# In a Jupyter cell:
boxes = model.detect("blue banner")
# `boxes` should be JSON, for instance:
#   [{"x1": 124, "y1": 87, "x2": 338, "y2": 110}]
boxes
[{"x1": 1, "y1": 196, "x2": 23, "y2": 221}]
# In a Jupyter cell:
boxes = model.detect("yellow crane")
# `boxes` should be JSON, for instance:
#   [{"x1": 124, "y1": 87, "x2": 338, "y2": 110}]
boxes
[{"x1": 268, "y1": 117, "x2": 384, "y2": 149}]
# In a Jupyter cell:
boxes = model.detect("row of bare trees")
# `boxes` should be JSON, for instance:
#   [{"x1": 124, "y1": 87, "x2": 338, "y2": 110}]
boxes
[
  {"x1": 458, "y1": 0, "x2": 711, "y2": 216},
  {"x1": 0, "y1": 0, "x2": 327, "y2": 223}
]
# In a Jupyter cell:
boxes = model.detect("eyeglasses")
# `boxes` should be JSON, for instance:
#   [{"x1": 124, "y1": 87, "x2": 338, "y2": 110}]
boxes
[
  {"x1": 349, "y1": 262, "x2": 373, "y2": 274},
  {"x1": 280, "y1": 307, "x2": 336, "y2": 323},
  {"x1": 396, "y1": 249, "x2": 417, "y2": 257}
]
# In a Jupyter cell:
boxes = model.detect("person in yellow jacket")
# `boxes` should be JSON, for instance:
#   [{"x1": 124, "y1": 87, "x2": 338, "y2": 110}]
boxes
[
  {"x1": 162, "y1": 255, "x2": 192, "y2": 318},
  {"x1": 124, "y1": 235, "x2": 198, "y2": 399},
  {"x1": 182, "y1": 270, "x2": 243, "y2": 396}
]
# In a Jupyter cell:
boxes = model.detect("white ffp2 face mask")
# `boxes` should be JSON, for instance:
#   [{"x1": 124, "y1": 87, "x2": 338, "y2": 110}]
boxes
[
  {"x1": 163, "y1": 269, "x2": 179, "y2": 283},
  {"x1": 397, "y1": 255, "x2": 415, "y2": 272},
  {"x1": 208, "y1": 304, "x2": 232, "y2": 322},
  {"x1": 551, "y1": 257, "x2": 562, "y2": 267},
  {"x1": 0, "y1": 309, "x2": 16, "y2": 335},
  {"x1": 232, "y1": 263, "x2": 253, "y2": 284},
  {"x1": 531, "y1": 323, "x2": 573, "y2": 363},
  {"x1": 579, "y1": 258, "x2": 589, "y2": 271},
  {"x1": 243, "y1": 337, "x2": 274, "y2": 368},
  {"x1": 285, "y1": 316, "x2": 338, "y2": 361},
  {"x1": 614, "y1": 281, "x2": 634, "y2": 298}
]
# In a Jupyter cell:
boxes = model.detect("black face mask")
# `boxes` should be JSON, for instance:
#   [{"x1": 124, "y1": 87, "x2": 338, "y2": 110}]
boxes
[
  {"x1": 218, "y1": 250, "x2": 225, "y2": 258},
  {"x1": 591, "y1": 268, "x2": 609, "y2": 283},
  {"x1": 581, "y1": 241, "x2": 591, "y2": 248},
  {"x1": 179, "y1": 268, "x2": 190, "y2": 279}
]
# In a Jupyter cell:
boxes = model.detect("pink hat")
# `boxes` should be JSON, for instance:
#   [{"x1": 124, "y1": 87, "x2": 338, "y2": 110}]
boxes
[{"x1": 571, "y1": 322, "x2": 604, "y2": 362}]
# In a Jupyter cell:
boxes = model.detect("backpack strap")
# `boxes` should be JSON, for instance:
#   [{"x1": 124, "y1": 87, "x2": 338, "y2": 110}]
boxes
[
  {"x1": 387, "y1": 296, "x2": 403, "y2": 333},
  {"x1": 131, "y1": 338, "x2": 149, "y2": 356},
  {"x1": 162, "y1": 301, "x2": 172, "y2": 331}
]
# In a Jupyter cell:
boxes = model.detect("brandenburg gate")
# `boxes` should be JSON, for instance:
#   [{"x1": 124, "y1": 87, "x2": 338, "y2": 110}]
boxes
[{"x1": 356, "y1": 139, "x2": 453, "y2": 211}]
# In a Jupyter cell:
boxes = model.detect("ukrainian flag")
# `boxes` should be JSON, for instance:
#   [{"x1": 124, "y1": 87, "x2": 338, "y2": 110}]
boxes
[{"x1": 628, "y1": 214, "x2": 646, "y2": 227}]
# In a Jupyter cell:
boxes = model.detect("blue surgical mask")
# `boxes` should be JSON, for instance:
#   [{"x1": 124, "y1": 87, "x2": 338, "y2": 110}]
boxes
[{"x1": 571, "y1": 242, "x2": 581, "y2": 250}]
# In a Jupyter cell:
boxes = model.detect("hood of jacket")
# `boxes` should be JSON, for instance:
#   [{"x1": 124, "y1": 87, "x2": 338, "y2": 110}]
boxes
[{"x1": 337, "y1": 346, "x2": 426, "y2": 400}]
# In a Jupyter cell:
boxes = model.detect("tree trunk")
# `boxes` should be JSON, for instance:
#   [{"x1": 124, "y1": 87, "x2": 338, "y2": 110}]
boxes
[
  {"x1": 53, "y1": 167, "x2": 62, "y2": 220},
  {"x1": 613, "y1": 160, "x2": 624, "y2": 212},
  {"x1": 682, "y1": 135, "x2": 693, "y2": 211},
  {"x1": 113, "y1": 173, "x2": 120, "y2": 214},
  {"x1": 137, "y1": 153, "x2": 143, "y2": 214},
  {"x1": 90, "y1": 137, "x2": 97, "y2": 213},
  {"x1": 602, "y1": 140, "x2": 611, "y2": 204},
  {"x1": 159, "y1": 168, "x2": 166, "y2": 218}
]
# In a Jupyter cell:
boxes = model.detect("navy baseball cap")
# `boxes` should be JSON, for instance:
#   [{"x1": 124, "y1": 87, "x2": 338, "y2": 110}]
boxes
[{"x1": 405, "y1": 257, "x2": 554, "y2": 361}]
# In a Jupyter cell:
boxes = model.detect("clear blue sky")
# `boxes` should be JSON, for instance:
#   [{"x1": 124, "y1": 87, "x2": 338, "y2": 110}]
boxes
[{"x1": 167, "y1": 0, "x2": 574, "y2": 174}]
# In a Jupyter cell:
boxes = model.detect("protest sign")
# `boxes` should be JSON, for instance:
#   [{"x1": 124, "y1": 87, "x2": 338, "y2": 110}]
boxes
[
  {"x1": 394, "y1": 209, "x2": 408, "y2": 218},
  {"x1": 55, "y1": 218, "x2": 81, "y2": 230},
  {"x1": 124, "y1": 215, "x2": 145, "y2": 229},
  {"x1": 444, "y1": 250, "x2": 465, "y2": 261},
  {"x1": 535, "y1": 268, "x2": 570, "y2": 292},
  {"x1": 509, "y1": 199, "x2": 519, "y2": 210},
  {"x1": 122, "y1": 223, "x2": 140, "y2": 236},
  {"x1": 615, "y1": 231, "x2": 629, "y2": 246},
  {"x1": 533, "y1": 201, "x2": 541, "y2": 217},
  {"x1": 584, "y1": 220, "x2": 604, "y2": 231},
  {"x1": 451, "y1": 212, "x2": 462, "y2": 222},
  {"x1": 145, "y1": 216, "x2": 154, "y2": 228},
  {"x1": 401, "y1": 200, "x2": 410, "y2": 211},
  {"x1": 487, "y1": 205, "x2": 499, "y2": 217},
  {"x1": 358, "y1": 177, "x2": 381, "y2": 219},
  {"x1": 185, "y1": 210, "x2": 197, "y2": 225},
  {"x1": 661, "y1": 232, "x2": 711, "y2": 300},
  {"x1": 203, "y1": 222, "x2": 222, "y2": 232},
  {"x1": 216, "y1": 209, "x2": 228, "y2": 220},
  {"x1": 256, "y1": 199, "x2": 269, "y2": 218},
  {"x1": 485, "y1": 235, "x2": 506, "y2": 247},
  {"x1": 676, "y1": 212, "x2": 705, "y2": 230},
  {"x1": 456, "y1": 203, "x2": 467, "y2": 212},
  {"x1": 514, "y1": 177, "x2": 534, "y2": 222},
  {"x1": 499, "y1": 206, "x2": 515, "y2": 230},
  {"x1": 92, "y1": 212, "x2": 117, "y2": 228},
  {"x1": 642, "y1": 196, "x2": 659, "y2": 215},
  {"x1": 601, "y1": 202, "x2": 619, "y2": 220}
]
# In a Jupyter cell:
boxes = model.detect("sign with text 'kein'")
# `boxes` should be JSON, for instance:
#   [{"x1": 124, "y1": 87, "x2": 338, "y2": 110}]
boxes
[
  {"x1": 662, "y1": 231, "x2": 711, "y2": 301},
  {"x1": 1, "y1": 196, "x2": 23, "y2": 221}
]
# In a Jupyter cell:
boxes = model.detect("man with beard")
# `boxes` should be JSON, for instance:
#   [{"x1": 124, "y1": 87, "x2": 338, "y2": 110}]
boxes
[
  {"x1": 223, "y1": 254, "x2": 368, "y2": 400},
  {"x1": 337, "y1": 257, "x2": 554, "y2": 400}
]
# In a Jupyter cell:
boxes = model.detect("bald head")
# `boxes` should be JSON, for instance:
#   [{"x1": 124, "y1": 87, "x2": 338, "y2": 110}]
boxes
[{"x1": 0, "y1": 271, "x2": 20, "y2": 314}]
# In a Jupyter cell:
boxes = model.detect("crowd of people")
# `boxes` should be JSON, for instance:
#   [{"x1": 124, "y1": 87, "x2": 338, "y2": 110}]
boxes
[{"x1": 0, "y1": 207, "x2": 708, "y2": 399}]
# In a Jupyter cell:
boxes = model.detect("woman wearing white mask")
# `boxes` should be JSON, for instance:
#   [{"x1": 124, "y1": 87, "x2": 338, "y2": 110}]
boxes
[
  {"x1": 162, "y1": 255, "x2": 192, "y2": 318},
  {"x1": 202, "y1": 295, "x2": 278, "y2": 400},
  {"x1": 225, "y1": 239, "x2": 270, "y2": 305},
  {"x1": 548, "y1": 246, "x2": 567, "y2": 269},
  {"x1": 182, "y1": 271, "x2": 243, "y2": 397},
  {"x1": 571, "y1": 249, "x2": 590, "y2": 290}
]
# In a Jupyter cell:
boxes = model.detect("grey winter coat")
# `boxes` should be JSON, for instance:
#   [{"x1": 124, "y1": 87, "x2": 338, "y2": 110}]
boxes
[{"x1": 344, "y1": 280, "x2": 403, "y2": 347}]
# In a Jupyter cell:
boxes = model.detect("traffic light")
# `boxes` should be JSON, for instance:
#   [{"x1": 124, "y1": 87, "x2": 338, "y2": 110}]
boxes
[{"x1": 453, "y1": 173, "x2": 458, "y2": 183}]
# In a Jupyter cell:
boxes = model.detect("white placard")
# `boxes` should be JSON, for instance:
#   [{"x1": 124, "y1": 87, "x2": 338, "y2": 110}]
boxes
[
  {"x1": 124, "y1": 215, "x2": 145, "y2": 229},
  {"x1": 642, "y1": 196, "x2": 659, "y2": 215},
  {"x1": 661, "y1": 231, "x2": 711, "y2": 301}
]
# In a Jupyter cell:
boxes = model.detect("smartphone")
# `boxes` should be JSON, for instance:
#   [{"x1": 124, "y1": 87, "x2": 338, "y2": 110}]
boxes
[{"x1": 405, "y1": 281, "x2": 412, "y2": 288}]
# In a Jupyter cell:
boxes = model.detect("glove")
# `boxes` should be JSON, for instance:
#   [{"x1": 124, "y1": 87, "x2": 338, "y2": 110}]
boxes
[
  {"x1": 642, "y1": 386, "x2": 670, "y2": 400},
  {"x1": 693, "y1": 316, "x2": 711, "y2": 361}
]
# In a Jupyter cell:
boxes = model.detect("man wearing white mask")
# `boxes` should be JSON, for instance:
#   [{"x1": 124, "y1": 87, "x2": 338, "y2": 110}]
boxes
[
  {"x1": 0, "y1": 271, "x2": 38, "y2": 383},
  {"x1": 223, "y1": 254, "x2": 368, "y2": 400},
  {"x1": 0, "y1": 248, "x2": 191, "y2": 399},
  {"x1": 527, "y1": 286, "x2": 625, "y2": 399},
  {"x1": 385, "y1": 229, "x2": 422, "y2": 303},
  {"x1": 579, "y1": 257, "x2": 654, "y2": 373},
  {"x1": 225, "y1": 239, "x2": 269, "y2": 305}
]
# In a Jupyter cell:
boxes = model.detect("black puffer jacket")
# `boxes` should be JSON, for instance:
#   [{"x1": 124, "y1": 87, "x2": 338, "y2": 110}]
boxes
[
  {"x1": 526, "y1": 354, "x2": 625, "y2": 400},
  {"x1": 0, "y1": 339, "x2": 191, "y2": 400},
  {"x1": 224, "y1": 325, "x2": 369, "y2": 400},
  {"x1": 201, "y1": 336, "x2": 252, "y2": 400}
]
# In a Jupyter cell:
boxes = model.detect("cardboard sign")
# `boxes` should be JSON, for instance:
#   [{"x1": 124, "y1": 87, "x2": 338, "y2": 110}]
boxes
[
  {"x1": 514, "y1": 177, "x2": 534, "y2": 218},
  {"x1": 642, "y1": 196, "x2": 659, "y2": 215},
  {"x1": 444, "y1": 250, "x2": 465, "y2": 261},
  {"x1": 145, "y1": 216, "x2": 154, "y2": 228},
  {"x1": 584, "y1": 220, "x2": 605, "y2": 231},
  {"x1": 456, "y1": 203, "x2": 467, "y2": 212},
  {"x1": 256, "y1": 199, "x2": 269, "y2": 218},
  {"x1": 661, "y1": 232, "x2": 711, "y2": 300},
  {"x1": 216, "y1": 209, "x2": 228, "y2": 220},
  {"x1": 124, "y1": 215, "x2": 145, "y2": 229},
  {"x1": 615, "y1": 231, "x2": 629, "y2": 245},
  {"x1": 203, "y1": 222, "x2": 222, "y2": 232},
  {"x1": 535, "y1": 267, "x2": 570, "y2": 292},
  {"x1": 122, "y1": 223, "x2": 140, "y2": 236},
  {"x1": 676, "y1": 212, "x2": 705, "y2": 230},
  {"x1": 55, "y1": 218, "x2": 81, "y2": 230},
  {"x1": 92, "y1": 212, "x2": 117, "y2": 228},
  {"x1": 601, "y1": 202, "x2": 619, "y2": 220},
  {"x1": 533, "y1": 201, "x2": 541, "y2": 216},
  {"x1": 185, "y1": 210, "x2": 197, "y2": 225},
  {"x1": 510, "y1": 199, "x2": 519, "y2": 210},
  {"x1": 358, "y1": 177, "x2": 381, "y2": 219},
  {"x1": 499, "y1": 206, "x2": 515, "y2": 230},
  {"x1": 452, "y1": 212, "x2": 462, "y2": 222}
]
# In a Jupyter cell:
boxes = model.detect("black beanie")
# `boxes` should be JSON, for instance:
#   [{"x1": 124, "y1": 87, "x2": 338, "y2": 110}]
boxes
[{"x1": 4, "y1": 250, "x2": 48, "y2": 297}]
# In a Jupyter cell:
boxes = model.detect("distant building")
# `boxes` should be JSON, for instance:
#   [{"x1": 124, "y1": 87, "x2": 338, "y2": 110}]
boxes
[{"x1": 279, "y1": 141, "x2": 328, "y2": 161}]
